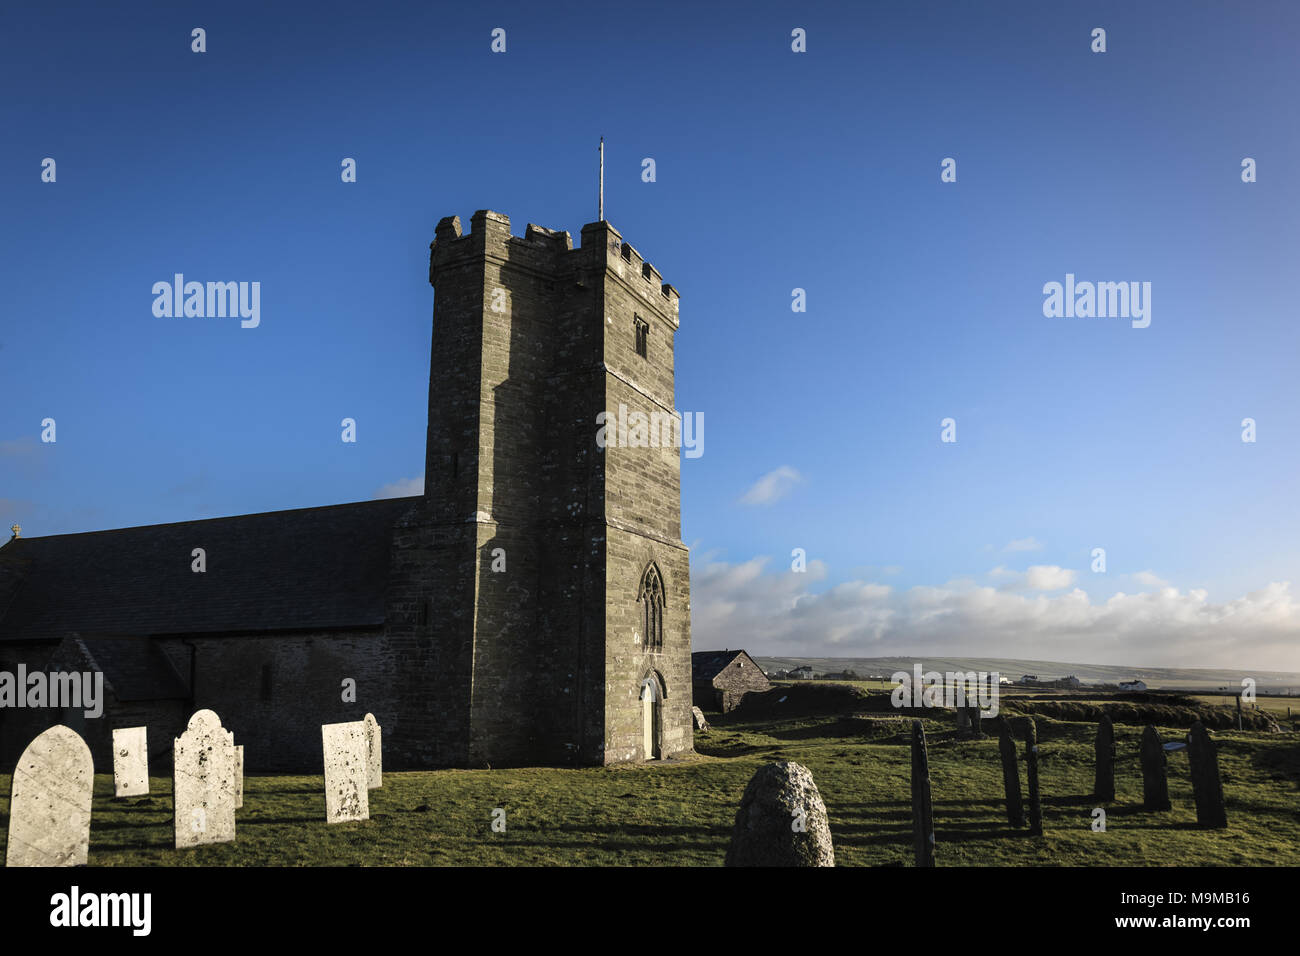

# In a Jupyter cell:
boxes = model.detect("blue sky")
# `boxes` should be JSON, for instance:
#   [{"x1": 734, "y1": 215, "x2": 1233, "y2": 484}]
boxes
[{"x1": 3, "y1": 1, "x2": 1298, "y2": 670}]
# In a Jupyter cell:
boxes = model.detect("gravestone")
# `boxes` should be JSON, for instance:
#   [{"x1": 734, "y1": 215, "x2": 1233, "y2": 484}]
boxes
[
  {"x1": 997, "y1": 717, "x2": 1026, "y2": 826},
  {"x1": 911, "y1": 720, "x2": 935, "y2": 866},
  {"x1": 1024, "y1": 718, "x2": 1043, "y2": 836},
  {"x1": 173, "y1": 709, "x2": 238, "y2": 849},
  {"x1": 966, "y1": 705, "x2": 985, "y2": 739},
  {"x1": 725, "y1": 761, "x2": 834, "y2": 866},
  {"x1": 1094, "y1": 714, "x2": 1116, "y2": 802},
  {"x1": 1140, "y1": 725, "x2": 1172, "y2": 810},
  {"x1": 5, "y1": 725, "x2": 94, "y2": 867},
  {"x1": 234, "y1": 745, "x2": 244, "y2": 809},
  {"x1": 322, "y1": 721, "x2": 370, "y2": 823},
  {"x1": 1186, "y1": 721, "x2": 1228, "y2": 828},
  {"x1": 691, "y1": 706, "x2": 710, "y2": 732},
  {"x1": 112, "y1": 726, "x2": 149, "y2": 798},
  {"x1": 363, "y1": 713, "x2": 382, "y2": 790},
  {"x1": 955, "y1": 707, "x2": 971, "y2": 735}
]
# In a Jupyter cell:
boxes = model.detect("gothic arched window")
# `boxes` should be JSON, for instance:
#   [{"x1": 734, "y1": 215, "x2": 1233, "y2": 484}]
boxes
[{"x1": 640, "y1": 564, "x2": 665, "y2": 651}]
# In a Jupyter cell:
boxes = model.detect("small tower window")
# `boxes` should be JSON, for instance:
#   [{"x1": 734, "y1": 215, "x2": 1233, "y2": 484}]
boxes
[{"x1": 634, "y1": 316, "x2": 649, "y2": 359}]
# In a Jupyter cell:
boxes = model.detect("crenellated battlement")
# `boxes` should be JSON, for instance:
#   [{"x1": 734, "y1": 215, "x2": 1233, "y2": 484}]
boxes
[{"x1": 431, "y1": 211, "x2": 679, "y2": 322}]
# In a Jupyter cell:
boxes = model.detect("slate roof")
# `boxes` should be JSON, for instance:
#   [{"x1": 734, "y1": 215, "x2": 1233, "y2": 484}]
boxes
[
  {"x1": 0, "y1": 497, "x2": 418, "y2": 642},
  {"x1": 692, "y1": 649, "x2": 745, "y2": 683}
]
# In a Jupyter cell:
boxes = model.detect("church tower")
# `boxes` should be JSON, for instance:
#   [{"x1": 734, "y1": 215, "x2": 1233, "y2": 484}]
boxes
[{"x1": 390, "y1": 210, "x2": 692, "y2": 767}]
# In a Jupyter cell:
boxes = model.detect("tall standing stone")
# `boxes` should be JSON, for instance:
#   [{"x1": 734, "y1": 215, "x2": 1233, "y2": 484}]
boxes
[
  {"x1": 234, "y1": 744, "x2": 245, "y2": 809},
  {"x1": 1186, "y1": 721, "x2": 1228, "y2": 828},
  {"x1": 725, "y1": 761, "x2": 834, "y2": 866},
  {"x1": 322, "y1": 721, "x2": 370, "y2": 823},
  {"x1": 1139, "y1": 725, "x2": 1171, "y2": 811},
  {"x1": 112, "y1": 726, "x2": 149, "y2": 798},
  {"x1": 1093, "y1": 714, "x2": 1116, "y2": 802},
  {"x1": 173, "y1": 709, "x2": 238, "y2": 849},
  {"x1": 5, "y1": 725, "x2": 94, "y2": 867},
  {"x1": 911, "y1": 720, "x2": 935, "y2": 866},
  {"x1": 363, "y1": 713, "x2": 382, "y2": 790},
  {"x1": 997, "y1": 717, "x2": 1026, "y2": 826},
  {"x1": 1024, "y1": 718, "x2": 1043, "y2": 836}
]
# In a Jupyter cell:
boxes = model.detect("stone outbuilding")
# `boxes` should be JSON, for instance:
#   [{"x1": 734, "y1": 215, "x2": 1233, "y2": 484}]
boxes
[{"x1": 692, "y1": 649, "x2": 771, "y2": 713}]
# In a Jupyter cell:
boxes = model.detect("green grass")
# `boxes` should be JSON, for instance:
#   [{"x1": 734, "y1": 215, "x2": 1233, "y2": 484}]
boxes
[{"x1": 3, "y1": 707, "x2": 1297, "y2": 866}]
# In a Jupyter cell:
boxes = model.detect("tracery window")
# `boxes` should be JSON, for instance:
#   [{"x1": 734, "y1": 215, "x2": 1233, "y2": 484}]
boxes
[{"x1": 640, "y1": 565, "x2": 664, "y2": 651}]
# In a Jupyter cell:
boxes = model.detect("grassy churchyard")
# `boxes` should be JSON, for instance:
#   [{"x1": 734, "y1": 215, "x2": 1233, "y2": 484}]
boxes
[{"x1": 3, "y1": 683, "x2": 1297, "y2": 866}]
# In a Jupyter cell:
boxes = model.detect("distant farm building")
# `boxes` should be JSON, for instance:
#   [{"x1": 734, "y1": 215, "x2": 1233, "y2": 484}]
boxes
[
  {"x1": 1119, "y1": 679, "x2": 1148, "y2": 691},
  {"x1": 789, "y1": 666, "x2": 815, "y2": 680},
  {"x1": 692, "y1": 650, "x2": 772, "y2": 713}
]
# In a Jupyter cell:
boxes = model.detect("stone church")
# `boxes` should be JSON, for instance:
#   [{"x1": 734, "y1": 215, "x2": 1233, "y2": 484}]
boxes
[{"x1": 0, "y1": 210, "x2": 693, "y2": 772}]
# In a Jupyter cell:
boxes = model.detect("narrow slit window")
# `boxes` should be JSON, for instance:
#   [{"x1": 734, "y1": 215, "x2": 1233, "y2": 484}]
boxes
[{"x1": 634, "y1": 316, "x2": 649, "y2": 359}]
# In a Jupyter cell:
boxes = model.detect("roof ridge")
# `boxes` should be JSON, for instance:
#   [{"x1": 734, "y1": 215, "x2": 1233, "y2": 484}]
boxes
[{"x1": 10, "y1": 495, "x2": 420, "y2": 541}]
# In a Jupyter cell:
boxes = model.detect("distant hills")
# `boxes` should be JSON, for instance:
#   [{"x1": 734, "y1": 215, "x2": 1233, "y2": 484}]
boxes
[{"x1": 752, "y1": 655, "x2": 1300, "y2": 692}]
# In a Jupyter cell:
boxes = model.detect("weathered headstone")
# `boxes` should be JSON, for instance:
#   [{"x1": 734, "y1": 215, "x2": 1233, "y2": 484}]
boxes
[
  {"x1": 112, "y1": 726, "x2": 149, "y2": 798},
  {"x1": 1140, "y1": 725, "x2": 1172, "y2": 810},
  {"x1": 725, "y1": 761, "x2": 834, "y2": 866},
  {"x1": 997, "y1": 717, "x2": 1026, "y2": 826},
  {"x1": 1186, "y1": 721, "x2": 1228, "y2": 829},
  {"x1": 1024, "y1": 718, "x2": 1043, "y2": 836},
  {"x1": 1094, "y1": 714, "x2": 1115, "y2": 802},
  {"x1": 1235, "y1": 695, "x2": 1243, "y2": 731},
  {"x1": 691, "y1": 705, "x2": 710, "y2": 732},
  {"x1": 173, "y1": 709, "x2": 238, "y2": 849},
  {"x1": 234, "y1": 744, "x2": 244, "y2": 809},
  {"x1": 5, "y1": 725, "x2": 94, "y2": 867},
  {"x1": 363, "y1": 713, "x2": 382, "y2": 790},
  {"x1": 955, "y1": 706, "x2": 971, "y2": 735},
  {"x1": 911, "y1": 719, "x2": 935, "y2": 866},
  {"x1": 322, "y1": 721, "x2": 370, "y2": 823}
]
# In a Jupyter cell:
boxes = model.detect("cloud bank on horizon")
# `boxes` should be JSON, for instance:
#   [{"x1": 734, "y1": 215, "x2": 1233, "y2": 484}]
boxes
[{"x1": 691, "y1": 554, "x2": 1300, "y2": 673}]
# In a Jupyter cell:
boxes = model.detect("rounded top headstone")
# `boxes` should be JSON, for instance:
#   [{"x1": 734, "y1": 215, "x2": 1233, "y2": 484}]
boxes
[{"x1": 186, "y1": 709, "x2": 224, "y2": 732}]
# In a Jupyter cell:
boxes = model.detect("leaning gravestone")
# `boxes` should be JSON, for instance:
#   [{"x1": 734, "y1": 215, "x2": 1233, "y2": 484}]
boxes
[
  {"x1": 725, "y1": 761, "x2": 834, "y2": 866},
  {"x1": 173, "y1": 709, "x2": 238, "y2": 849},
  {"x1": 1140, "y1": 725, "x2": 1172, "y2": 811},
  {"x1": 234, "y1": 745, "x2": 244, "y2": 809},
  {"x1": 1024, "y1": 718, "x2": 1043, "y2": 836},
  {"x1": 1094, "y1": 714, "x2": 1116, "y2": 802},
  {"x1": 1186, "y1": 721, "x2": 1228, "y2": 829},
  {"x1": 997, "y1": 717, "x2": 1026, "y2": 826},
  {"x1": 5, "y1": 725, "x2": 94, "y2": 867},
  {"x1": 363, "y1": 713, "x2": 382, "y2": 790},
  {"x1": 322, "y1": 721, "x2": 370, "y2": 822},
  {"x1": 691, "y1": 706, "x2": 710, "y2": 732},
  {"x1": 112, "y1": 726, "x2": 149, "y2": 798},
  {"x1": 911, "y1": 720, "x2": 935, "y2": 866}
]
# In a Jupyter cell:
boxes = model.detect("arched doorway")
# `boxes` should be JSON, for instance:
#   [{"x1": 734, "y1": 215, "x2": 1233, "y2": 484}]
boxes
[{"x1": 640, "y1": 676, "x2": 662, "y2": 760}]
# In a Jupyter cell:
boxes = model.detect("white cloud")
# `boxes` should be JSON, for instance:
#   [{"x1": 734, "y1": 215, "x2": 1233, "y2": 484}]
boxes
[
  {"x1": 373, "y1": 475, "x2": 424, "y2": 499},
  {"x1": 1133, "y1": 570, "x2": 1171, "y2": 590},
  {"x1": 691, "y1": 555, "x2": 1300, "y2": 671},
  {"x1": 1026, "y1": 565, "x2": 1076, "y2": 590},
  {"x1": 738, "y1": 466, "x2": 803, "y2": 506},
  {"x1": 1003, "y1": 536, "x2": 1044, "y2": 552},
  {"x1": 990, "y1": 565, "x2": 1076, "y2": 591}
]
